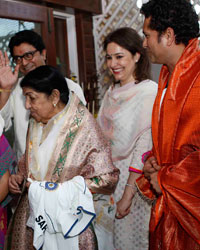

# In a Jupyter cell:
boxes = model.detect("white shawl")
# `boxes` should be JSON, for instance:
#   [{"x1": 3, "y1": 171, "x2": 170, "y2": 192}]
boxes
[{"x1": 97, "y1": 80, "x2": 157, "y2": 161}]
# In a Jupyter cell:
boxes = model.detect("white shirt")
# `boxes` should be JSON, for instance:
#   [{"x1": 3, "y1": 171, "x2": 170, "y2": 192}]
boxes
[
  {"x1": 0, "y1": 77, "x2": 86, "y2": 160},
  {"x1": 27, "y1": 176, "x2": 96, "y2": 250}
]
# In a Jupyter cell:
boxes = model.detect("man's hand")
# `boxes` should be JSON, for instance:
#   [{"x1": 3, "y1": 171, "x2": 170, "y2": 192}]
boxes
[
  {"x1": 0, "y1": 51, "x2": 19, "y2": 90},
  {"x1": 143, "y1": 156, "x2": 160, "y2": 179},
  {"x1": 150, "y1": 171, "x2": 162, "y2": 194},
  {"x1": 143, "y1": 156, "x2": 162, "y2": 195}
]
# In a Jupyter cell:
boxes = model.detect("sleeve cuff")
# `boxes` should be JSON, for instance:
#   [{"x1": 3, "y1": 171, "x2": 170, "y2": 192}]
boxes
[{"x1": 129, "y1": 166, "x2": 143, "y2": 174}]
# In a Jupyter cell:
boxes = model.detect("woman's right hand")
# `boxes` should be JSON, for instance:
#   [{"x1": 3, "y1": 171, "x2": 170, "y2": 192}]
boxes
[
  {"x1": 115, "y1": 182, "x2": 136, "y2": 219},
  {"x1": 115, "y1": 195, "x2": 132, "y2": 219},
  {"x1": 8, "y1": 174, "x2": 24, "y2": 194}
]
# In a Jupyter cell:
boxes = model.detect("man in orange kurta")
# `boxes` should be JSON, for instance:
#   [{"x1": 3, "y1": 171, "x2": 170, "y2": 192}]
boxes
[{"x1": 136, "y1": 0, "x2": 200, "y2": 249}]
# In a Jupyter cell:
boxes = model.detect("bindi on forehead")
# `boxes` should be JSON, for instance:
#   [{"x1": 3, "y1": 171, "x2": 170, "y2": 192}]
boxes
[{"x1": 13, "y1": 43, "x2": 36, "y2": 55}]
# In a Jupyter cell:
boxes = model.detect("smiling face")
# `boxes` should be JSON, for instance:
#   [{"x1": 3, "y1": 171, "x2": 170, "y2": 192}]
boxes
[
  {"x1": 23, "y1": 87, "x2": 56, "y2": 124},
  {"x1": 143, "y1": 17, "x2": 168, "y2": 64},
  {"x1": 106, "y1": 42, "x2": 139, "y2": 86},
  {"x1": 13, "y1": 43, "x2": 46, "y2": 75}
]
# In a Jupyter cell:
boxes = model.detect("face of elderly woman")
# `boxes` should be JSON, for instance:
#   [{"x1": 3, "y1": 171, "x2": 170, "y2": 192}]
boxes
[{"x1": 23, "y1": 87, "x2": 58, "y2": 124}]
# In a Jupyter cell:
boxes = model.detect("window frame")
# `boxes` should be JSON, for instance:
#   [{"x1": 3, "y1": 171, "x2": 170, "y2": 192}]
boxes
[{"x1": 0, "y1": 0, "x2": 56, "y2": 66}]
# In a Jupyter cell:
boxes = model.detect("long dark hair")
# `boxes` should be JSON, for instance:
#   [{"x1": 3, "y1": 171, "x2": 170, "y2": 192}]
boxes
[{"x1": 103, "y1": 27, "x2": 151, "y2": 82}]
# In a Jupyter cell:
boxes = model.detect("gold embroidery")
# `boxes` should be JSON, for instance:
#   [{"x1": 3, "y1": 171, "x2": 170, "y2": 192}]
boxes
[
  {"x1": 53, "y1": 103, "x2": 85, "y2": 177},
  {"x1": 27, "y1": 101, "x2": 70, "y2": 180}
]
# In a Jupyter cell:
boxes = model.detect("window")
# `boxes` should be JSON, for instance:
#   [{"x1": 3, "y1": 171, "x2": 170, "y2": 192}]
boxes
[{"x1": 0, "y1": 0, "x2": 56, "y2": 66}]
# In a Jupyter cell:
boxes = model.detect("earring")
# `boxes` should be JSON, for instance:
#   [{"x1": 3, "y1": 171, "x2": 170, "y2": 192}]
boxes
[
  {"x1": 136, "y1": 59, "x2": 138, "y2": 63},
  {"x1": 53, "y1": 103, "x2": 56, "y2": 108}
]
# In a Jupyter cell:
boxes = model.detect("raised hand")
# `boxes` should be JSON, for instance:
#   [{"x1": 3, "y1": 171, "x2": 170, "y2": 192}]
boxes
[{"x1": 0, "y1": 51, "x2": 19, "y2": 90}]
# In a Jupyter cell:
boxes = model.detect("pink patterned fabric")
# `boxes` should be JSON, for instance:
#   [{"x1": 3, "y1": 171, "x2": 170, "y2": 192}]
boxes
[{"x1": 0, "y1": 134, "x2": 16, "y2": 250}]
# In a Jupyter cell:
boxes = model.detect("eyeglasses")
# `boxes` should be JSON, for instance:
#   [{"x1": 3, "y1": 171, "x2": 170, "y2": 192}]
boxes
[{"x1": 13, "y1": 50, "x2": 38, "y2": 64}]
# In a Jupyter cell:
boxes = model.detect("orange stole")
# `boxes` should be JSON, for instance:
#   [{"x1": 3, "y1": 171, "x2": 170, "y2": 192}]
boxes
[{"x1": 137, "y1": 38, "x2": 200, "y2": 250}]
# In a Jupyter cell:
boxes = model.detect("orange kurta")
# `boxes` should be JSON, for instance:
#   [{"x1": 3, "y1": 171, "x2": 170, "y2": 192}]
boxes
[{"x1": 137, "y1": 38, "x2": 200, "y2": 250}]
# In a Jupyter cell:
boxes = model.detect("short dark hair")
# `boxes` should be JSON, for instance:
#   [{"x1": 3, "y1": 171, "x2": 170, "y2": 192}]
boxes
[
  {"x1": 9, "y1": 30, "x2": 46, "y2": 57},
  {"x1": 103, "y1": 27, "x2": 151, "y2": 82},
  {"x1": 141, "y1": 0, "x2": 199, "y2": 45},
  {"x1": 20, "y1": 65, "x2": 69, "y2": 104}
]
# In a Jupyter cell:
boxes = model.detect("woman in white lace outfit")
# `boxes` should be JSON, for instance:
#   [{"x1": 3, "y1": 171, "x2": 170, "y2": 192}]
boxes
[{"x1": 97, "y1": 27, "x2": 158, "y2": 250}]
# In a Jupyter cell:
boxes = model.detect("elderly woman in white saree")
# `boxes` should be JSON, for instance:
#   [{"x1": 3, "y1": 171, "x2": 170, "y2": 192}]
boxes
[
  {"x1": 6, "y1": 65, "x2": 119, "y2": 250},
  {"x1": 97, "y1": 27, "x2": 158, "y2": 250}
]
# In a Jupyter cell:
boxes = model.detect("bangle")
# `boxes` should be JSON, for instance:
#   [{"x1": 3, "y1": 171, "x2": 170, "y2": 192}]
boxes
[
  {"x1": 126, "y1": 183, "x2": 136, "y2": 191},
  {"x1": 0, "y1": 88, "x2": 11, "y2": 93}
]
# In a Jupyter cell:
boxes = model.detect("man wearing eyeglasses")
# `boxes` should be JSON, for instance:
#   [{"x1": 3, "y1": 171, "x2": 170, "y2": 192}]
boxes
[{"x1": 0, "y1": 30, "x2": 86, "y2": 160}]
